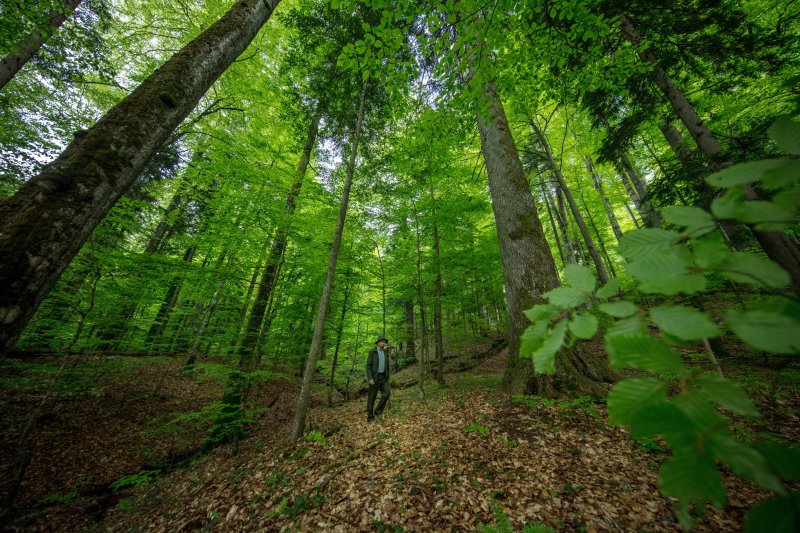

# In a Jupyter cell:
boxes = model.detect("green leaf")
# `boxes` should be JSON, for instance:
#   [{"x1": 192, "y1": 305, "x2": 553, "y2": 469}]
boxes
[
  {"x1": 672, "y1": 393, "x2": 725, "y2": 430},
  {"x1": 768, "y1": 116, "x2": 800, "y2": 155},
  {"x1": 628, "y1": 401, "x2": 693, "y2": 440},
  {"x1": 711, "y1": 186, "x2": 748, "y2": 220},
  {"x1": 706, "y1": 159, "x2": 797, "y2": 189},
  {"x1": 709, "y1": 435, "x2": 785, "y2": 494},
  {"x1": 649, "y1": 305, "x2": 720, "y2": 341},
  {"x1": 659, "y1": 452, "x2": 726, "y2": 508},
  {"x1": 717, "y1": 252, "x2": 790, "y2": 288},
  {"x1": 523, "y1": 304, "x2": 560, "y2": 323},
  {"x1": 544, "y1": 286, "x2": 588, "y2": 309},
  {"x1": 520, "y1": 320, "x2": 549, "y2": 356},
  {"x1": 595, "y1": 277, "x2": 621, "y2": 299},
  {"x1": 696, "y1": 373, "x2": 760, "y2": 417},
  {"x1": 626, "y1": 248, "x2": 706, "y2": 295},
  {"x1": 563, "y1": 263, "x2": 596, "y2": 292},
  {"x1": 617, "y1": 228, "x2": 680, "y2": 261},
  {"x1": 606, "y1": 335, "x2": 685, "y2": 375},
  {"x1": 568, "y1": 312, "x2": 598, "y2": 339},
  {"x1": 661, "y1": 205, "x2": 716, "y2": 235},
  {"x1": 531, "y1": 320, "x2": 567, "y2": 375},
  {"x1": 607, "y1": 378, "x2": 666, "y2": 425},
  {"x1": 759, "y1": 443, "x2": 800, "y2": 481},
  {"x1": 726, "y1": 309, "x2": 800, "y2": 354},
  {"x1": 606, "y1": 315, "x2": 646, "y2": 337},
  {"x1": 745, "y1": 493, "x2": 800, "y2": 533},
  {"x1": 692, "y1": 232, "x2": 731, "y2": 269},
  {"x1": 598, "y1": 301, "x2": 638, "y2": 318}
]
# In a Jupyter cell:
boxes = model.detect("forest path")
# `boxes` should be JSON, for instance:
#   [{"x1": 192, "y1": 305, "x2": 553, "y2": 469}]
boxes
[{"x1": 104, "y1": 359, "x2": 765, "y2": 532}]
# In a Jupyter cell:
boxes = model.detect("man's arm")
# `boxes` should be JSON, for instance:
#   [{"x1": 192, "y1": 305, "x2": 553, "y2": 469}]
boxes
[{"x1": 365, "y1": 350, "x2": 375, "y2": 382}]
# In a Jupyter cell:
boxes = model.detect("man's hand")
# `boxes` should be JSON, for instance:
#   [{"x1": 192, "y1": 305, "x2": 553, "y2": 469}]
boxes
[{"x1": 369, "y1": 380, "x2": 375, "y2": 385}]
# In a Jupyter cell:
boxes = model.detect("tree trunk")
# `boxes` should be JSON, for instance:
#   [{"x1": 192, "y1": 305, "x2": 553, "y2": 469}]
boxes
[
  {"x1": 429, "y1": 176, "x2": 445, "y2": 385},
  {"x1": 476, "y1": 82, "x2": 613, "y2": 396},
  {"x1": 291, "y1": 80, "x2": 367, "y2": 444},
  {"x1": 414, "y1": 204, "x2": 428, "y2": 397},
  {"x1": 555, "y1": 183, "x2": 577, "y2": 264},
  {"x1": 404, "y1": 299, "x2": 416, "y2": 362},
  {"x1": 530, "y1": 119, "x2": 609, "y2": 283},
  {"x1": 0, "y1": 0, "x2": 84, "y2": 91},
  {"x1": 0, "y1": 0, "x2": 282, "y2": 352},
  {"x1": 146, "y1": 244, "x2": 196, "y2": 349},
  {"x1": 228, "y1": 239, "x2": 270, "y2": 354},
  {"x1": 185, "y1": 253, "x2": 236, "y2": 370},
  {"x1": 619, "y1": 11, "x2": 800, "y2": 294},
  {"x1": 585, "y1": 156, "x2": 623, "y2": 241},
  {"x1": 538, "y1": 176, "x2": 566, "y2": 265},
  {"x1": 578, "y1": 184, "x2": 617, "y2": 277},
  {"x1": 234, "y1": 110, "x2": 320, "y2": 369},
  {"x1": 327, "y1": 269, "x2": 353, "y2": 406}
]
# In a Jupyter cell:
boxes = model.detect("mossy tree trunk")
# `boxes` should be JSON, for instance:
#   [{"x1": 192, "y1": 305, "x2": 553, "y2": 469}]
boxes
[
  {"x1": 476, "y1": 81, "x2": 615, "y2": 397},
  {"x1": 0, "y1": 0, "x2": 282, "y2": 352}
]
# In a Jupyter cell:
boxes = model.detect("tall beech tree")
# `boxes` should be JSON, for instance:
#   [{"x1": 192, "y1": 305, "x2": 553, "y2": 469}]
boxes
[
  {"x1": 291, "y1": 79, "x2": 368, "y2": 444},
  {"x1": 0, "y1": 0, "x2": 282, "y2": 352},
  {"x1": 477, "y1": 79, "x2": 613, "y2": 395}
]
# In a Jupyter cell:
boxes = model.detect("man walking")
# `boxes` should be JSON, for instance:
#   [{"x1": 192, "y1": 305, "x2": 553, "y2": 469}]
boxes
[{"x1": 366, "y1": 335, "x2": 391, "y2": 422}]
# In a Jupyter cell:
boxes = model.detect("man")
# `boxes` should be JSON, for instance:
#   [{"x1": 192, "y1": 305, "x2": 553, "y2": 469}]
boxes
[{"x1": 366, "y1": 335, "x2": 391, "y2": 422}]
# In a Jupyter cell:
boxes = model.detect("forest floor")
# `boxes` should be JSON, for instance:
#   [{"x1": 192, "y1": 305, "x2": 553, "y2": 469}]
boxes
[{"x1": 2, "y1": 345, "x2": 799, "y2": 532}]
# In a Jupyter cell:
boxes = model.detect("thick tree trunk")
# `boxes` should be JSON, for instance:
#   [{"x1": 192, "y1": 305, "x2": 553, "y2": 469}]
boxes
[
  {"x1": 618, "y1": 12, "x2": 800, "y2": 294},
  {"x1": 0, "y1": 0, "x2": 282, "y2": 352},
  {"x1": 531, "y1": 119, "x2": 609, "y2": 283},
  {"x1": 429, "y1": 176, "x2": 445, "y2": 385},
  {"x1": 291, "y1": 80, "x2": 367, "y2": 444},
  {"x1": 0, "y1": 0, "x2": 83, "y2": 91},
  {"x1": 477, "y1": 82, "x2": 613, "y2": 396}
]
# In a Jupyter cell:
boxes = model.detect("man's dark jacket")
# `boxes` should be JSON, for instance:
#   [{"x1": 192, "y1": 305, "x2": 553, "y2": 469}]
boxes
[{"x1": 365, "y1": 347, "x2": 391, "y2": 381}]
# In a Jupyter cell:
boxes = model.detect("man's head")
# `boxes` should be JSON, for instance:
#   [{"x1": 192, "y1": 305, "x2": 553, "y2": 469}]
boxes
[{"x1": 375, "y1": 335, "x2": 388, "y2": 348}]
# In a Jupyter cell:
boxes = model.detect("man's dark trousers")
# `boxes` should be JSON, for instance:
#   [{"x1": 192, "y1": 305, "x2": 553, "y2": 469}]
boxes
[{"x1": 367, "y1": 372, "x2": 390, "y2": 421}]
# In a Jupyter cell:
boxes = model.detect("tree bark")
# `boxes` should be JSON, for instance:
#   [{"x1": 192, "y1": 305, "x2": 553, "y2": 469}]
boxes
[
  {"x1": 619, "y1": 11, "x2": 800, "y2": 293},
  {"x1": 477, "y1": 82, "x2": 614, "y2": 396},
  {"x1": 0, "y1": 0, "x2": 282, "y2": 352},
  {"x1": 429, "y1": 175, "x2": 445, "y2": 385},
  {"x1": 0, "y1": 0, "x2": 84, "y2": 92},
  {"x1": 291, "y1": 79, "x2": 367, "y2": 444},
  {"x1": 530, "y1": 118, "x2": 609, "y2": 283}
]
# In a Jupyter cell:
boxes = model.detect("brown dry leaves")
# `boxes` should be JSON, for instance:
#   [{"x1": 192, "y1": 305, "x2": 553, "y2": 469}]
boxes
[{"x1": 104, "y1": 374, "x2": 768, "y2": 532}]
